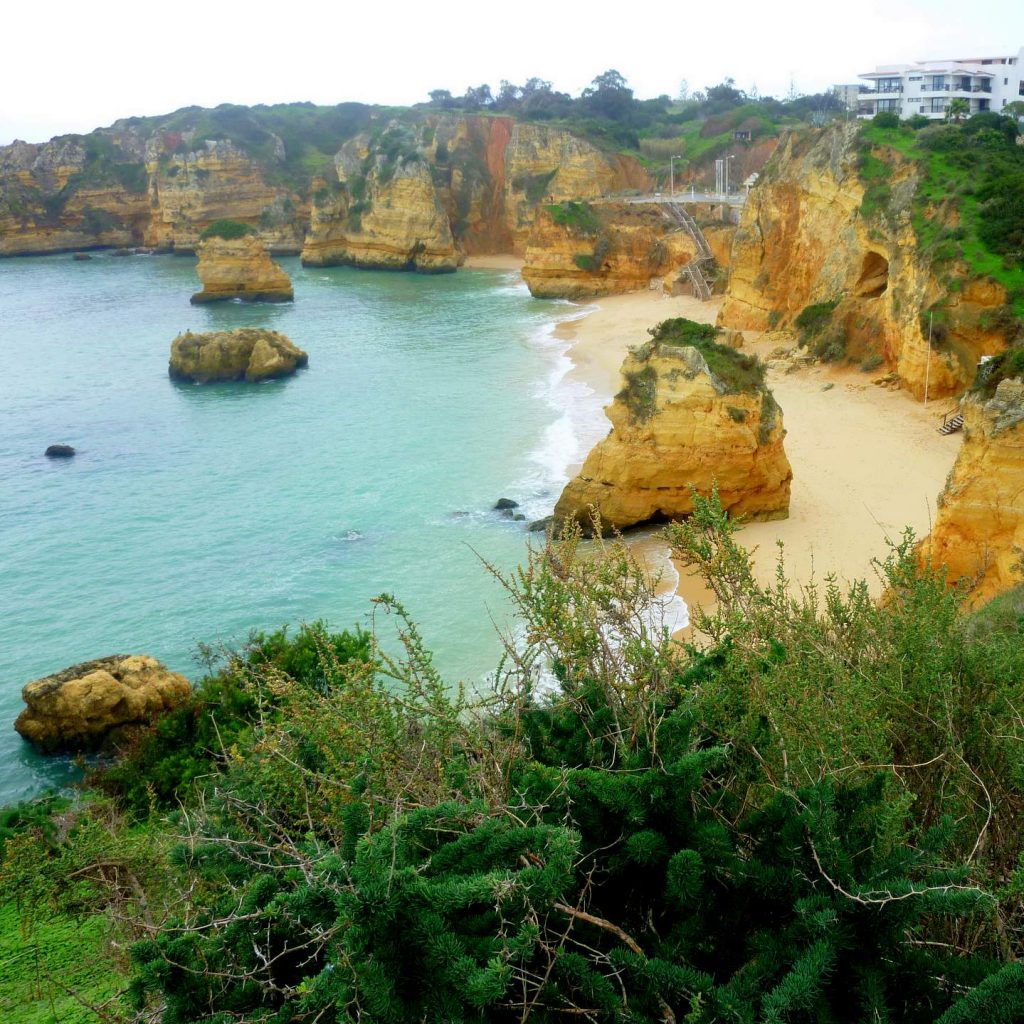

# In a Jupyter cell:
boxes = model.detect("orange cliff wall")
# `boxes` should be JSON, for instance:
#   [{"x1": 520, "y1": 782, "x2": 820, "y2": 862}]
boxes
[{"x1": 719, "y1": 124, "x2": 1011, "y2": 400}]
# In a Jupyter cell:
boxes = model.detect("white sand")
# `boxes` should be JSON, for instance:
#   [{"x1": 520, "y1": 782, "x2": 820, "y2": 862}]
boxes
[{"x1": 556, "y1": 290, "x2": 963, "y2": 620}]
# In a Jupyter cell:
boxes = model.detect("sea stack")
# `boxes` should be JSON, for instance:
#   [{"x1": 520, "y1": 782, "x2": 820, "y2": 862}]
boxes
[
  {"x1": 169, "y1": 328, "x2": 308, "y2": 383},
  {"x1": 554, "y1": 318, "x2": 792, "y2": 532},
  {"x1": 190, "y1": 220, "x2": 294, "y2": 304}
]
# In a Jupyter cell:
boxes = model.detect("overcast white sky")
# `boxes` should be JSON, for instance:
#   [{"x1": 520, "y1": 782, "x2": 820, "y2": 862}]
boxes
[{"x1": 3, "y1": 0, "x2": 1024, "y2": 145}]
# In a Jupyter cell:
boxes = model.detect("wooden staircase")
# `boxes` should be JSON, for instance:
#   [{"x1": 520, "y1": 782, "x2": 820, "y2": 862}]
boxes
[
  {"x1": 938, "y1": 412, "x2": 964, "y2": 436},
  {"x1": 662, "y1": 202, "x2": 716, "y2": 301}
]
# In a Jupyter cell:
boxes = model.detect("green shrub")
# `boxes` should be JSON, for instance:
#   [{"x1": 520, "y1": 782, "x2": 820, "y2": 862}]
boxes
[
  {"x1": 647, "y1": 316, "x2": 767, "y2": 392},
  {"x1": 198, "y1": 218, "x2": 256, "y2": 241},
  {"x1": 548, "y1": 200, "x2": 603, "y2": 236},
  {"x1": 872, "y1": 110, "x2": 900, "y2": 129},
  {"x1": 93, "y1": 621, "x2": 371, "y2": 814}
]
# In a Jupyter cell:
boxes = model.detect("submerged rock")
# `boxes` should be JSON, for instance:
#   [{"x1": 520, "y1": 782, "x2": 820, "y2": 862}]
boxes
[
  {"x1": 169, "y1": 328, "x2": 308, "y2": 383},
  {"x1": 44, "y1": 444, "x2": 76, "y2": 458},
  {"x1": 72, "y1": 252, "x2": 92, "y2": 261},
  {"x1": 190, "y1": 231, "x2": 293, "y2": 304},
  {"x1": 14, "y1": 654, "x2": 191, "y2": 753}
]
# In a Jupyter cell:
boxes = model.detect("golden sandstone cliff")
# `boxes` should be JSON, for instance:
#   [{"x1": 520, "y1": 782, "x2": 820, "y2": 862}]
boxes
[
  {"x1": 0, "y1": 116, "x2": 647, "y2": 265},
  {"x1": 522, "y1": 202, "x2": 699, "y2": 299},
  {"x1": 555, "y1": 320, "x2": 792, "y2": 531},
  {"x1": 718, "y1": 124, "x2": 1011, "y2": 399},
  {"x1": 300, "y1": 117, "x2": 650, "y2": 271},
  {"x1": 191, "y1": 231, "x2": 294, "y2": 303},
  {"x1": 922, "y1": 376, "x2": 1024, "y2": 603}
]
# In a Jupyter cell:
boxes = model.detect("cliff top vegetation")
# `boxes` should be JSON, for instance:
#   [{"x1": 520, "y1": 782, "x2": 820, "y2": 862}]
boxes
[
  {"x1": 642, "y1": 316, "x2": 768, "y2": 393},
  {"x1": 198, "y1": 217, "x2": 257, "y2": 241},
  {"x1": 4, "y1": 495, "x2": 1024, "y2": 1021},
  {"x1": 858, "y1": 112, "x2": 1024, "y2": 320}
]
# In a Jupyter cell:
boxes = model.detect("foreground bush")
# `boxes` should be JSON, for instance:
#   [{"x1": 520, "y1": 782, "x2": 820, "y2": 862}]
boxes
[{"x1": 113, "y1": 497, "x2": 1024, "y2": 1022}]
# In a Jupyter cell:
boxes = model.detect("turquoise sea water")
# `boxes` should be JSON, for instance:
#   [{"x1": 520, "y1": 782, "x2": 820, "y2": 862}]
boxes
[{"x1": 0, "y1": 253, "x2": 600, "y2": 803}]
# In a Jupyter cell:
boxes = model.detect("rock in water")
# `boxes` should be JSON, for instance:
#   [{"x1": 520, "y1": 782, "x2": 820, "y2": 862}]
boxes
[
  {"x1": 190, "y1": 231, "x2": 294, "y2": 304},
  {"x1": 72, "y1": 252, "x2": 92, "y2": 261},
  {"x1": 169, "y1": 328, "x2": 308, "y2": 383},
  {"x1": 44, "y1": 444, "x2": 76, "y2": 458},
  {"x1": 14, "y1": 655, "x2": 192, "y2": 752},
  {"x1": 493, "y1": 498, "x2": 519, "y2": 511},
  {"x1": 554, "y1": 320, "x2": 792, "y2": 532}
]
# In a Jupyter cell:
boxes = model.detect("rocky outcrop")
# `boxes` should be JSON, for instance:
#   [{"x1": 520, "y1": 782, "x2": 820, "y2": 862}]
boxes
[
  {"x1": 15, "y1": 655, "x2": 191, "y2": 752},
  {"x1": 719, "y1": 124, "x2": 1012, "y2": 399},
  {"x1": 301, "y1": 117, "x2": 650, "y2": 270},
  {"x1": 555, "y1": 321, "x2": 792, "y2": 530},
  {"x1": 522, "y1": 201, "x2": 709, "y2": 299},
  {"x1": 191, "y1": 233, "x2": 293, "y2": 303},
  {"x1": 143, "y1": 139, "x2": 305, "y2": 253},
  {"x1": 922, "y1": 377, "x2": 1024, "y2": 602},
  {"x1": 1, "y1": 111, "x2": 649, "y2": 262},
  {"x1": 0, "y1": 136, "x2": 150, "y2": 255},
  {"x1": 169, "y1": 328, "x2": 308, "y2": 383},
  {"x1": 302, "y1": 129, "x2": 461, "y2": 272}
]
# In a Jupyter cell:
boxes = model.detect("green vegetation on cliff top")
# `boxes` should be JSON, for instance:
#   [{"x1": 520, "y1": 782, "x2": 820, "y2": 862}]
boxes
[
  {"x1": 5, "y1": 498, "x2": 1024, "y2": 1021},
  {"x1": 198, "y1": 217, "x2": 257, "y2": 241},
  {"x1": 859, "y1": 113, "x2": 1024, "y2": 319}
]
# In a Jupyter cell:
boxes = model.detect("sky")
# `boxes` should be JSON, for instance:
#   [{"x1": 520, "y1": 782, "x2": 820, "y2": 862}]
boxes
[{"x1": 3, "y1": 0, "x2": 1024, "y2": 145}]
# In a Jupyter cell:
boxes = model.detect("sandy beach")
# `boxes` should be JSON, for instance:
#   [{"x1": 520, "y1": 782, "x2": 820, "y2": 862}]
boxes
[
  {"x1": 553, "y1": 288, "x2": 963, "y2": 624},
  {"x1": 463, "y1": 254, "x2": 526, "y2": 271}
]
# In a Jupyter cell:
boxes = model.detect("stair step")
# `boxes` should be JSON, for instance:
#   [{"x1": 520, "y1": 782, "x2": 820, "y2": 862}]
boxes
[{"x1": 938, "y1": 414, "x2": 964, "y2": 435}]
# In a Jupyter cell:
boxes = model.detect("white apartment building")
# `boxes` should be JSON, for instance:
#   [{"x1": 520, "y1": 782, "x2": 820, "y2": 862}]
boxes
[{"x1": 857, "y1": 47, "x2": 1024, "y2": 119}]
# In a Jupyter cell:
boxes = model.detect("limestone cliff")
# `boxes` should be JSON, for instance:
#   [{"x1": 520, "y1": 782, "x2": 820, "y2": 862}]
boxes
[
  {"x1": 302, "y1": 126, "x2": 460, "y2": 272},
  {"x1": 719, "y1": 124, "x2": 1013, "y2": 399},
  {"x1": 555, "y1": 319, "x2": 791, "y2": 530},
  {"x1": 522, "y1": 202, "x2": 710, "y2": 299},
  {"x1": 15, "y1": 654, "x2": 191, "y2": 753},
  {"x1": 301, "y1": 116, "x2": 650, "y2": 270},
  {"x1": 169, "y1": 328, "x2": 308, "y2": 383},
  {"x1": 0, "y1": 136, "x2": 150, "y2": 254},
  {"x1": 922, "y1": 376, "x2": 1024, "y2": 602},
  {"x1": 1, "y1": 109, "x2": 648, "y2": 263},
  {"x1": 191, "y1": 232, "x2": 294, "y2": 303},
  {"x1": 143, "y1": 139, "x2": 306, "y2": 253}
]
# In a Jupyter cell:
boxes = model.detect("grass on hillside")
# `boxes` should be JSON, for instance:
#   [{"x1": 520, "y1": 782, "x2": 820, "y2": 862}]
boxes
[
  {"x1": 860, "y1": 121, "x2": 1024, "y2": 318},
  {"x1": 0, "y1": 902, "x2": 127, "y2": 1023}
]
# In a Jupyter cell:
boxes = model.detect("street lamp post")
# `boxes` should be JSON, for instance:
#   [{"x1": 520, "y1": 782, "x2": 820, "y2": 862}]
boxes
[{"x1": 670, "y1": 154, "x2": 682, "y2": 196}]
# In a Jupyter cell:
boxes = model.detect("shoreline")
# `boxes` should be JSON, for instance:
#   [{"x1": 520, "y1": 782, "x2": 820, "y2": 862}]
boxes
[{"x1": 555, "y1": 289, "x2": 962, "y2": 630}]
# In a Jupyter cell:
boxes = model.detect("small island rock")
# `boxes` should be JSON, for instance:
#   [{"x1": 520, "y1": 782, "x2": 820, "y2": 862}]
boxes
[
  {"x1": 44, "y1": 444, "x2": 76, "y2": 458},
  {"x1": 190, "y1": 224, "x2": 293, "y2": 304},
  {"x1": 14, "y1": 654, "x2": 192, "y2": 753},
  {"x1": 169, "y1": 328, "x2": 308, "y2": 383}
]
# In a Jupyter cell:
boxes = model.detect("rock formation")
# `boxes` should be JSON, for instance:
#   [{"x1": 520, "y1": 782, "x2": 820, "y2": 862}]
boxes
[
  {"x1": 555, "y1": 319, "x2": 792, "y2": 531},
  {"x1": 191, "y1": 231, "x2": 294, "y2": 303},
  {"x1": 522, "y1": 202, "x2": 692, "y2": 299},
  {"x1": 169, "y1": 328, "x2": 308, "y2": 383},
  {"x1": 718, "y1": 124, "x2": 1013, "y2": 399},
  {"x1": 921, "y1": 375, "x2": 1024, "y2": 602},
  {"x1": 0, "y1": 109, "x2": 648, "y2": 265},
  {"x1": 44, "y1": 444, "x2": 76, "y2": 458},
  {"x1": 15, "y1": 654, "x2": 191, "y2": 752},
  {"x1": 300, "y1": 117, "x2": 650, "y2": 270},
  {"x1": 302, "y1": 132, "x2": 461, "y2": 272}
]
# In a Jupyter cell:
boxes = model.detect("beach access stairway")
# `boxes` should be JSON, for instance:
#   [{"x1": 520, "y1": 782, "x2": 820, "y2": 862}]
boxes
[
  {"x1": 661, "y1": 202, "x2": 716, "y2": 301},
  {"x1": 939, "y1": 412, "x2": 964, "y2": 435}
]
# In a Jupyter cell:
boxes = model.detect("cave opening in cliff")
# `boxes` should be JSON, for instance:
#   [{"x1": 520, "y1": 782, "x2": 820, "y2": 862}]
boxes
[{"x1": 856, "y1": 251, "x2": 889, "y2": 297}]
